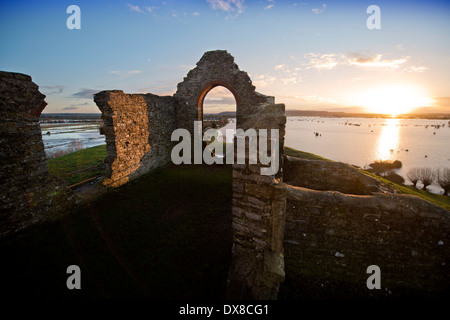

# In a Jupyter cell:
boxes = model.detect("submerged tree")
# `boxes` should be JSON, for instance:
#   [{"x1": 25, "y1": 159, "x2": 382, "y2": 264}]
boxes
[
  {"x1": 406, "y1": 167, "x2": 421, "y2": 188},
  {"x1": 418, "y1": 167, "x2": 435, "y2": 191},
  {"x1": 436, "y1": 168, "x2": 450, "y2": 196}
]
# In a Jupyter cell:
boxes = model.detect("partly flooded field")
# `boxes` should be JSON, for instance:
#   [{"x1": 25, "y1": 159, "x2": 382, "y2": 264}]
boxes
[{"x1": 41, "y1": 122, "x2": 105, "y2": 157}]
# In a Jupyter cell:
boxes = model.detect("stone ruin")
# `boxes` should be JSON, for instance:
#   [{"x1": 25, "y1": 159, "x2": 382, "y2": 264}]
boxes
[
  {"x1": 0, "y1": 71, "x2": 74, "y2": 238},
  {"x1": 2, "y1": 50, "x2": 448, "y2": 299},
  {"x1": 94, "y1": 50, "x2": 287, "y2": 299},
  {"x1": 0, "y1": 51, "x2": 288, "y2": 299}
]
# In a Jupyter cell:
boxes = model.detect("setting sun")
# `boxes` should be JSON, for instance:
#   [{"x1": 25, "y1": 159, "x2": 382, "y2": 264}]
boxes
[{"x1": 351, "y1": 84, "x2": 433, "y2": 115}]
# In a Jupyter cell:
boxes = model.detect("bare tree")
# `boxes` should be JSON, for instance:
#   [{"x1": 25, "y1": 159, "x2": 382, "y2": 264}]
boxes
[
  {"x1": 406, "y1": 167, "x2": 421, "y2": 188},
  {"x1": 418, "y1": 167, "x2": 435, "y2": 190},
  {"x1": 436, "y1": 168, "x2": 450, "y2": 196}
]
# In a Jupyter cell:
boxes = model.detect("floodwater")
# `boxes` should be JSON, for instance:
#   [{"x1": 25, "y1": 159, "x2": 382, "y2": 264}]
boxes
[
  {"x1": 285, "y1": 117, "x2": 450, "y2": 194},
  {"x1": 217, "y1": 117, "x2": 450, "y2": 194},
  {"x1": 41, "y1": 116, "x2": 450, "y2": 194},
  {"x1": 41, "y1": 122, "x2": 105, "y2": 156}
]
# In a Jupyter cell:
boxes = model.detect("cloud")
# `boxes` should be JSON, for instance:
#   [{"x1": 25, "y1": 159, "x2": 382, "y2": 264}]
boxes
[
  {"x1": 305, "y1": 53, "x2": 338, "y2": 70},
  {"x1": 145, "y1": 6, "x2": 154, "y2": 13},
  {"x1": 344, "y1": 53, "x2": 408, "y2": 69},
  {"x1": 109, "y1": 70, "x2": 143, "y2": 77},
  {"x1": 71, "y1": 88, "x2": 100, "y2": 99},
  {"x1": 274, "y1": 64, "x2": 286, "y2": 70},
  {"x1": 126, "y1": 3, "x2": 144, "y2": 13},
  {"x1": 62, "y1": 102, "x2": 89, "y2": 110},
  {"x1": 281, "y1": 77, "x2": 300, "y2": 85},
  {"x1": 207, "y1": 0, "x2": 245, "y2": 14},
  {"x1": 404, "y1": 65, "x2": 428, "y2": 73},
  {"x1": 296, "y1": 94, "x2": 336, "y2": 104},
  {"x1": 204, "y1": 96, "x2": 236, "y2": 104},
  {"x1": 41, "y1": 85, "x2": 64, "y2": 94},
  {"x1": 312, "y1": 4, "x2": 326, "y2": 14},
  {"x1": 62, "y1": 106, "x2": 80, "y2": 111},
  {"x1": 264, "y1": 1, "x2": 275, "y2": 10},
  {"x1": 252, "y1": 74, "x2": 277, "y2": 89},
  {"x1": 193, "y1": 12, "x2": 200, "y2": 16},
  {"x1": 412, "y1": 97, "x2": 450, "y2": 113}
]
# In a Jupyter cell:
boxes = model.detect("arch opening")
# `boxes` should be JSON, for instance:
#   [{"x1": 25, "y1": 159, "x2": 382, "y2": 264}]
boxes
[{"x1": 201, "y1": 85, "x2": 237, "y2": 159}]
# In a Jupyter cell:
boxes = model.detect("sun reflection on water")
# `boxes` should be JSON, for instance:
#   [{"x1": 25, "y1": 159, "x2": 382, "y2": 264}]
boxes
[{"x1": 375, "y1": 118, "x2": 400, "y2": 161}]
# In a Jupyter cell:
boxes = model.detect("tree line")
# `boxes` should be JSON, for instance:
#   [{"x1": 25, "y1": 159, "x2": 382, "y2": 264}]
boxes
[{"x1": 407, "y1": 167, "x2": 450, "y2": 195}]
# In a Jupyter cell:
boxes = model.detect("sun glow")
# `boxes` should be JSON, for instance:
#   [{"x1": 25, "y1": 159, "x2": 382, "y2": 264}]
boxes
[{"x1": 352, "y1": 84, "x2": 432, "y2": 115}]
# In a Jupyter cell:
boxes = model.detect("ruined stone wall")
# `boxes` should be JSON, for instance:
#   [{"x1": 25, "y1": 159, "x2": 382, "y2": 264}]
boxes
[
  {"x1": 227, "y1": 103, "x2": 287, "y2": 300},
  {"x1": 284, "y1": 185, "x2": 450, "y2": 297},
  {"x1": 0, "y1": 71, "x2": 74, "y2": 238},
  {"x1": 174, "y1": 50, "x2": 274, "y2": 133},
  {"x1": 93, "y1": 51, "x2": 289, "y2": 299},
  {"x1": 284, "y1": 156, "x2": 381, "y2": 195},
  {"x1": 94, "y1": 91, "x2": 177, "y2": 188}
]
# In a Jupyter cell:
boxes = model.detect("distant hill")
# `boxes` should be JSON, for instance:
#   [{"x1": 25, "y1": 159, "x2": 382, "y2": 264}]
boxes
[
  {"x1": 285, "y1": 110, "x2": 450, "y2": 119},
  {"x1": 40, "y1": 113, "x2": 102, "y2": 120},
  {"x1": 204, "y1": 109, "x2": 450, "y2": 119}
]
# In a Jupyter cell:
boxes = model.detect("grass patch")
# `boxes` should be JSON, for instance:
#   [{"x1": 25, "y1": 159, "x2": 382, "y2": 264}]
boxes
[
  {"x1": 360, "y1": 169, "x2": 450, "y2": 211},
  {"x1": 285, "y1": 145, "x2": 449, "y2": 211},
  {"x1": 284, "y1": 146, "x2": 331, "y2": 161},
  {"x1": 47, "y1": 144, "x2": 106, "y2": 186}
]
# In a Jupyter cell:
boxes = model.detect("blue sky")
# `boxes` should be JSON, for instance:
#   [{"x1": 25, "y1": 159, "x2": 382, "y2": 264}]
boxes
[{"x1": 1, "y1": 0, "x2": 449, "y2": 114}]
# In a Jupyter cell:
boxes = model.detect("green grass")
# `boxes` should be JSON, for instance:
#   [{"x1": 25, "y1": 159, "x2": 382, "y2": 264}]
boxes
[
  {"x1": 359, "y1": 169, "x2": 450, "y2": 211},
  {"x1": 284, "y1": 145, "x2": 449, "y2": 211},
  {"x1": 47, "y1": 144, "x2": 107, "y2": 186},
  {"x1": 284, "y1": 146, "x2": 332, "y2": 161}
]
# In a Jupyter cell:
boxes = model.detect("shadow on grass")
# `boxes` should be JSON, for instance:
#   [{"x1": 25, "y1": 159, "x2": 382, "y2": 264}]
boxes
[{"x1": 1, "y1": 164, "x2": 233, "y2": 300}]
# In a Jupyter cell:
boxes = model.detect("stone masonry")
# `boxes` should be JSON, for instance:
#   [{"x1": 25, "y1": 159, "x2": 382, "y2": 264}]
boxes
[
  {"x1": 0, "y1": 71, "x2": 74, "y2": 238},
  {"x1": 94, "y1": 91, "x2": 177, "y2": 187},
  {"x1": 283, "y1": 156, "x2": 450, "y2": 297},
  {"x1": 94, "y1": 50, "x2": 288, "y2": 299}
]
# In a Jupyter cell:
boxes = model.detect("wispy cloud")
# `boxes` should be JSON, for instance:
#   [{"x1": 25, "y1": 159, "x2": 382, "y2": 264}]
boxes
[
  {"x1": 126, "y1": 3, "x2": 144, "y2": 13},
  {"x1": 344, "y1": 53, "x2": 408, "y2": 69},
  {"x1": 312, "y1": 4, "x2": 326, "y2": 14},
  {"x1": 71, "y1": 88, "x2": 99, "y2": 99},
  {"x1": 109, "y1": 70, "x2": 143, "y2": 77},
  {"x1": 252, "y1": 74, "x2": 277, "y2": 89},
  {"x1": 265, "y1": 1, "x2": 275, "y2": 10},
  {"x1": 62, "y1": 106, "x2": 80, "y2": 111},
  {"x1": 404, "y1": 65, "x2": 428, "y2": 73},
  {"x1": 62, "y1": 102, "x2": 89, "y2": 110},
  {"x1": 207, "y1": 0, "x2": 245, "y2": 15},
  {"x1": 301, "y1": 52, "x2": 420, "y2": 72},
  {"x1": 41, "y1": 85, "x2": 64, "y2": 94},
  {"x1": 305, "y1": 53, "x2": 338, "y2": 70}
]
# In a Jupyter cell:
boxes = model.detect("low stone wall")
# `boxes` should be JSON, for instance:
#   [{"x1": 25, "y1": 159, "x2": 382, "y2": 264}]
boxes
[
  {"x1": 0, "y1": 71, "x2": 74, "y2": 238},
  {"x1": 284, "y1": 185, "x2": 450, "y2": 297},
  {"x1": 284, "y1": 156, "x2": 380, "y2": 195},
  {"x1": 94, "y1": 91, "x2": 177, "y2": 187}
]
